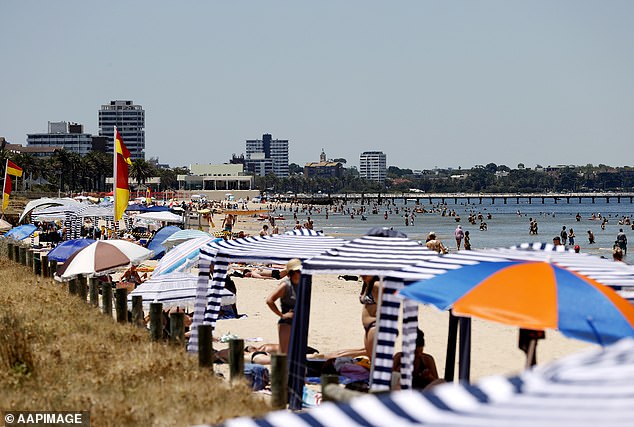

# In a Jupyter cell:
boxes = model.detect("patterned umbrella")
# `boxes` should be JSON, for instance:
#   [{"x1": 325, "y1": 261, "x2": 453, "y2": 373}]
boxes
[
  {"x1": 161, "y1": 229, "x2": 212, "y2": 250},
  {"x1": 57, "y1": 240, "x2": 153, "y2": 280}
]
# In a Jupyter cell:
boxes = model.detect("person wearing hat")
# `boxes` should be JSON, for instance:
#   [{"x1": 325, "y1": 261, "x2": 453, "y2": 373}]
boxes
[
  {"x1": 266, "y1": 258, "x2": 302, "y2": 354},
  {"x1": 425, "y1": 232, "x2": 448, "y2": 254}
]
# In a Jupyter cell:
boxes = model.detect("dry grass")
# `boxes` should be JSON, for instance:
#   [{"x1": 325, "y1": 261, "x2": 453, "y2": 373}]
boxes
[{"x1": 0, "y1": 255, "x2": 270, "y2": 427}]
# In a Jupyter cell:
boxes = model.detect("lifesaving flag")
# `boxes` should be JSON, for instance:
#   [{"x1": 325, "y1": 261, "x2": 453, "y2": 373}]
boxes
[
  {"x1": 6, "y1": 160, "x2": 23, "y2": 177},
  {"x1": 146, "y1": 187, "x2": 152, "y2": 205},
  {"x1": 2, "y1": 174, "x2": 12, "y2": 212},
  {"x1": 114, "y1": 127, "x2": 133, "y2": 221}
]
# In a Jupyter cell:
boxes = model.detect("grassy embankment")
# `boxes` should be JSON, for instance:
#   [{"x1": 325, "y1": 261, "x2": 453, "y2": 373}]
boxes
[{"x1": 0, "y1": 242, "x2": 270, "y2": 426}]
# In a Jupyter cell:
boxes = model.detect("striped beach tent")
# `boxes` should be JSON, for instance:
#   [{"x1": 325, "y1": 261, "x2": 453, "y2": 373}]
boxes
[
  {"x1": 298, "y1": 230, "x2": 440, "y2": 405},
  {"x1": 128, "y1": 272, "x2": 235, "y2": 310},
  {"x1": 208, "y1": 337, "x2": 634, "y2": 427},
  {"x1": 188, "y1": 229, "x2": 345, "y2": 344}
]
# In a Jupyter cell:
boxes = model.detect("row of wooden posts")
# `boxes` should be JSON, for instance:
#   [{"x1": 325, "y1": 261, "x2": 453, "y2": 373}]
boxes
[{"x1": 4, "y1": 240, "x2": 318, "y2": 409}]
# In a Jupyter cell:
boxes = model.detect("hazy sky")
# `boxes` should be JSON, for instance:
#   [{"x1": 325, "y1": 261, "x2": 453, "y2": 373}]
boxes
[{"x1": 2, "y1": 1, "x2": 633, "y2": 170}]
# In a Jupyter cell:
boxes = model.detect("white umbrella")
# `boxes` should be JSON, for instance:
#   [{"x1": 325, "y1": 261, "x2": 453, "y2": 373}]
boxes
[
  {"x1": 128, "y1": 272, "x2": 234, "y2": 309},
  {"x1": 57, "y1": 240, "x2": 153, "y2": 280},
  {"x1": 134, "y1": 211, "x2": 183, "y2": 223}
]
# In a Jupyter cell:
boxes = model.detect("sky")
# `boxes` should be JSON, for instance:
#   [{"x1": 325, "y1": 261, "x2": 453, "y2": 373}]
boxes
[{"x1": 1, "y1": 1, "x2": 633, "y2": 170}]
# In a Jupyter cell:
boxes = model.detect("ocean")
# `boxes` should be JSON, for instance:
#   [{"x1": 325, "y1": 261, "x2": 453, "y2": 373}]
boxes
[{"x1": 273, "y1": 198, "x2": 633, "y2": 263}]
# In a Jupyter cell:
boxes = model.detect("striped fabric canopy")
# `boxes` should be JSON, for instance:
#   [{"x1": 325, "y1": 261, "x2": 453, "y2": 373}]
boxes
[
  {"x1": 209, "y1": 337, "x2": 634, "y2": 427},
  {"x1": 391, "y1": 244, "x2": 634, "y2": 303},
  {"x1": 302, "y1": 234, "x2": 437, "y2": 276}
]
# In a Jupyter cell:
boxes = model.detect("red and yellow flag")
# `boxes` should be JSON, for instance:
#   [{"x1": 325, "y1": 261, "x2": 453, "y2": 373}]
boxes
[
  {"x1": 7, "y1": 160, "x2": 23, "y2": 177},
  {"x1": 2, "y1": 174, "x2": 12, "y2": 211},
  {"x1": 114, "y1": 128, "x2": 133, "y2": 221},
  {"x1": 146, "y1": 187, "x2": 152, "y2": 205}
]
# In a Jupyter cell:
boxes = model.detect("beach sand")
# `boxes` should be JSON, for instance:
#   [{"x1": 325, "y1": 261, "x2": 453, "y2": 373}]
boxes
[{"x1": 212, "y1": 273, "x2": 593, "y2": 382}]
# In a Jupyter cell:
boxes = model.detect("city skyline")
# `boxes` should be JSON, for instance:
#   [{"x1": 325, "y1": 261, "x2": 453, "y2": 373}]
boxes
[{"x1": 2, "y1": 2, "x2": 633, "y2": 170}]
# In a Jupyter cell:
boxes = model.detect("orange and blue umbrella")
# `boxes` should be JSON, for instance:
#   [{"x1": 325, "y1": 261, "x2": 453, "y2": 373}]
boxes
[{"x1": 400, "y1": 260, "x2": 634, "y2": 345}]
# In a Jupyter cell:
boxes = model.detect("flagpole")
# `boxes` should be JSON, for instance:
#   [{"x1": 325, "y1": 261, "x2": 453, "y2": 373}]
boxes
[
  {"x1": 113, "y1": 126, "x2": 118, "y2": 238},
  {"x1": 1, "y1": 159, "x2": 7, "y2": 215}
]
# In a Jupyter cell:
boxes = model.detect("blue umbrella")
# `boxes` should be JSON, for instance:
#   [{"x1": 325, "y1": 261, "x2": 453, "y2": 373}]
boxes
[
  {"x1": 147, "y1": 225, "x2": 182, "y2": 260},
  {"x1": 46, "y1": 239, "x2": 96, "y2": 262},
  {"x1": 3, "y1": 224, "x2": 37, "y2": 241}
]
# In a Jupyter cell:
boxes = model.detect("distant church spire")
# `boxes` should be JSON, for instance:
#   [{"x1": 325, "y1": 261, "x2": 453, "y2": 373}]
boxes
[{"x1": 320, "y1": 149, "x2": 326, "y2": 163}]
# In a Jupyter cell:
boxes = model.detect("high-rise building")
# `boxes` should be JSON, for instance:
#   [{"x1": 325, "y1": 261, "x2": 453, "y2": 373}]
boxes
[
  {"x1": 245, "y1": 133, "x2": 289, "y2": 177},
  {"x1": 98, "y1": 100, "x2": 145, "y2": 160},
  {"x1": 26, "y1": 121, "x2": 94, "y2": 156},
  {"x1": 359, "y1": 151, "x2": 387, "y2": 184}
]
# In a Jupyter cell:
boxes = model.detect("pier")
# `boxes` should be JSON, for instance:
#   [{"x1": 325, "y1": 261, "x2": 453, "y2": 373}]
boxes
[{"x1": 288, "y1": 192, "x2": 634, "y2": 205}]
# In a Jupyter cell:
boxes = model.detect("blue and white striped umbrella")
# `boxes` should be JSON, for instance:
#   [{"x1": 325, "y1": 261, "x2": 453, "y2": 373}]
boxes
[
  {"x1": 152, "y1": 236, "x2": 218, "y2": 277},
  {"x1": 207, "y1": 337, "x2": 634, "y2": 427},
  {"x1": 162, "y1": 229, "x2": 212, "y2": 250}
]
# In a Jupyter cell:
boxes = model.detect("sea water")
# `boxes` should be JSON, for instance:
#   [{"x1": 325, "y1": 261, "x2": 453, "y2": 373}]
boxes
[{"x1": 277, "y1": 198, "x2": 633, "y2": 263}]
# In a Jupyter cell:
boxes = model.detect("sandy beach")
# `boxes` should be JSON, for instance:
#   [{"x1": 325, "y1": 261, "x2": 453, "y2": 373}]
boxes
[{"x1": 211, "y1": 273, "x2": 593, "y2": 382}]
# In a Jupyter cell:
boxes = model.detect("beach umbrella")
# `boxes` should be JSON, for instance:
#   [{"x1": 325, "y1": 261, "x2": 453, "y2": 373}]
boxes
[
  {"x1": 57, "y1": 240, "x2": 153, "y2": 280},
  {"x1": 128, "y1": 272, "x2": 235, "y2": 310},
  {"x1": 152, "y1": 236, "x2": 218, "y2": 276},
  {"x1": 161, "y1": 229, "x2": 212, "y2": 250},
  {"x1": 46, "y1": 238, "x2": 96, "y2": 262},
  {"x1": 134, "y1": 211, "x2": 183, "y2": 223},
  {"x1": 401, "y1": 259, "x2": 634, "y2": 345},
  {"x1": 146, "y1": 225, "x2": 182, "y2": 260},
  {"x1": 3, "y1": 224, "x2": 37, "y2": 240}
]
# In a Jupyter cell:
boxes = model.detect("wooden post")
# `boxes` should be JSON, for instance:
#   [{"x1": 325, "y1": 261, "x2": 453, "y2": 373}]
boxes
[
  {"x1": 48, "y1": 259, "x2": 57, "y2": 278},
  {"x1": 320, "y1": 374, "x2": 340, "y2": 402},
  {"x1": 131, "y1": 295, "x2": 144, "y2": 327},
  {"x1": 198, "y1": 324, "x2": 214, "y2": 369},
  {"x1": 115, "y1": 288, "x2": 128, "y2": 323},
  {"x1": 78, "y1": 276, "x2": 88, "y2": 302},
  {"x1": 19, "y1": 246, "x2": 26, "y2": 265},
  {"x1": 169, "y1": 312, "x2": 185, "y2": 346},
  {"x1": 101, "y1": 282, "x2": 113, "y2": 318},
  {"x1": 13, "y1": 244, "x2": 20, "y2": 262},
  {"x1": 7, "y1": 243, "x2": 14, "y2": 261},
  {"x1": 68, "y1": 278, "x2": 78, "y2": 295},
  {"x1": 41, "y1": 255, "x2": 49, "y2": 278},
  {"x1": 89, "y1": 277, "x2": 99, "y2": 306},
  {"x1": 149, "y1": 302, "x2": 163, "y2": 341},
  {"x1": 33, "y1": 252, "x2": 42, "y2": 276},
  {"x1": 229, "y1": 338, "x2": 244, "y2": 381},
  {"x1": 271, "y1": 354, "x2": 288, "y2": 409},
  {"x1": 26, "y1": 249, "x2": 33, "y2": 268}
]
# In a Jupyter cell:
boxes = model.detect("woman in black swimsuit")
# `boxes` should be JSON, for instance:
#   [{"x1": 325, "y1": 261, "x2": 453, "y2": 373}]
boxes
[
  {"x1": 360, "y1": 275, "x2": 380, "y2": 361},
  {"x1": 265, "y1": 259, "x2": 302, "y2": 354}
]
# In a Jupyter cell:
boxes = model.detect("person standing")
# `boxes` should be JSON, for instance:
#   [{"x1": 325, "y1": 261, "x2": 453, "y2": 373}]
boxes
[
  {"x1": 587, "y1": 230, "x2": 595, "y2": 244},
  {"x1": 265, "y1": 259, "x2": 302, "y2": 355},
  {"x1": 568, "y1": 228, "x2": 576, "y2": 246},
  {"x1": 454, "y1": 225, "x2": 464, "y2": 250},
  {"x1": 560, "y1": 226, "x2": 568, "y2": 246},
  {"x1": 463, "y1": 230, "x2": 472, "y2": 250},
  {"x1": 617, "y1": 228, "x2": 628, "y2": 255}
]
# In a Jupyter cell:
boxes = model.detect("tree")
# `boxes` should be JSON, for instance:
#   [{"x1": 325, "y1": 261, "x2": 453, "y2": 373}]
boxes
[
  {"x1": 288, "y1": 163, "x2": 303, "y2": 175},
  {"x1": 130, "y1": 159, "x2": 155, "y2": 187},
  {"x1": 333, "y1": 158, "x2": 347, "y2": 164}
]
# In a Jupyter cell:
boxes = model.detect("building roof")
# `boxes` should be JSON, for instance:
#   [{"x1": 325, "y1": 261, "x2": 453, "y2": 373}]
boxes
[
  {"x1": 304, "y1": 161, "x2": 342, "y2": 168},
  {"x1": 5, "y1": 143, "x2": 62, "y2": 153}
]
